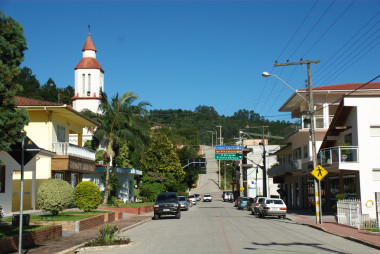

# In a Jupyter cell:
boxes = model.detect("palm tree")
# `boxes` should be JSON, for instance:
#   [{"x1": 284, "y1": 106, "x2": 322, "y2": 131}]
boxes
[{"x1": 83, "y1": 91, "x2": 150, "y2": 204}]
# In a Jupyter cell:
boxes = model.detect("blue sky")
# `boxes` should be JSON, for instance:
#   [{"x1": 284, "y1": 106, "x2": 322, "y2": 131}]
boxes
[{"x1": 1, "y1": 0, "x2": 379, "y2": 123}]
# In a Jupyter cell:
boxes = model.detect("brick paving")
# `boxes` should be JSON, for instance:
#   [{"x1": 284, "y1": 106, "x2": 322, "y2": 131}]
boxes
[
  {"x1": 287, "y1": 212, "x2": 380, "y2": 249},
  {"x1": 10, "y1": 213, "x2": 153, "y2": 254}
]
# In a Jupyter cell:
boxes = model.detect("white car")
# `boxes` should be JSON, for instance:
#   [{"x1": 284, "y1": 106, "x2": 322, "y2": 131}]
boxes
[
  {"x1": 203, "y1": 194, "x2": 212, "y2": 202},
  {"x1": 188, "y1": 194, "x2": 197, "y2": 205}
]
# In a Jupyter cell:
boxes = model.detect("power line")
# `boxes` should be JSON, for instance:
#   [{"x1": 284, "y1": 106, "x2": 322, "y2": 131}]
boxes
[
  {"x1": 313, "y1": 9, "x2": 380, "y2": 84},
  {"x1": 288, "y1": 0, "x2": 336, "y2": 59},
  {"x1": 302, "y1": 0, "x2": 355, "y2": 58}
]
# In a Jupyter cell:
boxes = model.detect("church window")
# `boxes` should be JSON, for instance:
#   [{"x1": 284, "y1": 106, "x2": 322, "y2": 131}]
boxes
[
  {"x1": 88, "y1": 74, "x2": 91, "y2": 94},
  {"x1": 82, "y1": 74, "x2": 85, "y2": 95}
]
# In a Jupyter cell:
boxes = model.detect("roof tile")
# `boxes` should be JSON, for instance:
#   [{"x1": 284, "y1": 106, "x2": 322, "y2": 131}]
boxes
[
  {"x1": 82, "y1": 32, "x2": 97, "y2": 52},
  {"x1": 299, "y1": 82, "x2": 380, "y2": 91},
  {"x1": 74, "y1": 57, "x2": 104, "y2": 72},
  {"x1": 15, "y1": 96, "x2": 65, "y2": 106}
]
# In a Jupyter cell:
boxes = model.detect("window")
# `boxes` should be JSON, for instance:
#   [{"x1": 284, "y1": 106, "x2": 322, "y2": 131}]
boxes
[
  {"x1": 293, "y1": 147, "x2": 301, "y2": 159},
  {"x1": 370, "y1": 126, "x2": 380, "y2": 137},
  {"x1": 57, "y1": 125, "x2": 66, "y2": 142},
  {"x1": 82, "y1": 74, "x2": 85, "y2": 95},
  {"x1": 0, "y1": 164, "x2": 5, "y2": 193},
  {"x1": 54, "y1": 172, "x2": 64, "y2": 180},
  {"x1": 373, "y1": 169, "x2": 380, "y2": 180},
  {"x1": 88, "y1": 74, "x2": 91, "y2": 94},
  {"x1": 71, "y1": 173, "x2": 79, "y2": 188},
  {"x1": 303, "y1": 145, "x2": 308, "y2": 158}
]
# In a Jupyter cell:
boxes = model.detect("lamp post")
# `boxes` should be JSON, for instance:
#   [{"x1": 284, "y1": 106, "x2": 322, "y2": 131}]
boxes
[
  {"x1": 207, "y1": 131, "x2": 214, "y2": 147},
  {"x1": 262, "y1": 71, "x2": 322, "y2": 224}
]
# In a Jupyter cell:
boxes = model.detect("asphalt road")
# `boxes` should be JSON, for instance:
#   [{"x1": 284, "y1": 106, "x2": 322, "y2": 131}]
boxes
[
  {"x1": 84, "y1": 196, "x2": 378, "y2": 254},
  {"x1": 191, "y1": 145, "x2": 221, "y2": 194}
]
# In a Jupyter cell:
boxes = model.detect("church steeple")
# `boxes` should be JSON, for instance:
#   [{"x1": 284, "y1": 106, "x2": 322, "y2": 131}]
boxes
[{"x1": 72, "y1": 27, "x2": 104, "y2": 114}]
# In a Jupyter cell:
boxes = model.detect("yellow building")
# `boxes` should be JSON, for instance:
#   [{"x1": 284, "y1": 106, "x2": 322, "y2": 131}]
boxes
[{"x1": 7, "y1": 96, "x2": 99, "y2": 212}]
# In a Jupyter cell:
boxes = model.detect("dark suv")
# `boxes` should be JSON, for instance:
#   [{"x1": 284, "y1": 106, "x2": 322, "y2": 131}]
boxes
[{"x1": 153, "y1": 192, "x2": 181, "y2": 220}]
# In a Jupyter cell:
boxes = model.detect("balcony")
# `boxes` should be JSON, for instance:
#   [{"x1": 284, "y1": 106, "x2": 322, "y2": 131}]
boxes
[
  {"x1": 319, "y1": 146, "x2": 359, "y2": 166},
  {"x1": 297, "y1": 115, "x2": 334, "y2": 130},
  {"x1": 52, "y1": 142, "x2": 95, "y2": 161}
]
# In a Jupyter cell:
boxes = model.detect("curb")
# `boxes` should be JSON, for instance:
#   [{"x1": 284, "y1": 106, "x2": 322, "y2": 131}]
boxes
[
  {"x1": 57, "y1": 216, "x2": 152, "y2": 254},
  {"x1": 288, "y1": 217, "x2": 380, "y2": 250}
]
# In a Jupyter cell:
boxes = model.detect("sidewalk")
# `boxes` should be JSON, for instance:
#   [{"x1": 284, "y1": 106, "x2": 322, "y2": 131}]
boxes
[
  {"x1": 287, "y1": 209, "x2": 380, "y2": 250},
  {"x1": 9, "y1": 212, "x2": 153, "y2": 254}
]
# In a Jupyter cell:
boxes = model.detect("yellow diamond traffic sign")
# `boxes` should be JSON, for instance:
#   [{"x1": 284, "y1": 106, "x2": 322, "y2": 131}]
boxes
[
  {"x1": 240, "y1": 186, "x2": 244, "y2": 191},
  {"x1": 311, "y1": 165, "x2": 328, "y2": 181}
]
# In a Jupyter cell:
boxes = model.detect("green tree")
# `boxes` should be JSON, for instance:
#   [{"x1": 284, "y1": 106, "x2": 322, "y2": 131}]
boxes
[
  {"x1": 142, "y1": 132, "x2": 185, "y2": 189},
  {"x1": 0, "y1": 11, "x2": 29, "y2": 151},
  {"x1": 59, "y1": 85, "x2": 74, "y2": 105},
  {"x1": 82, "y1": 91, "x2": 150, "y2": 204},
  {"x1": 15, "y1": 66, "x2": 40, "y2": 98},
  {"x1": 39, "y1": 78, "x2": 58, "y2": 102}
]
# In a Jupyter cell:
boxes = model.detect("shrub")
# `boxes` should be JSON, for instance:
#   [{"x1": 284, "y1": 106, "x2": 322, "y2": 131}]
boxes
[
  {"x1": 138, "y1": 182, "x2": 165, "y2": 202},
  {"x1": 74, "y1": 181, "x2": 101, "y2": 212},
  {"x1": 98, "y1": 223, "x2": 119, "y2": 244},
  {"x1": 37, "y1": 179, "x2": 74, "y2": 215},
  {"x1": 107, "y1": 196, "x2": 123, "y2": 207}
]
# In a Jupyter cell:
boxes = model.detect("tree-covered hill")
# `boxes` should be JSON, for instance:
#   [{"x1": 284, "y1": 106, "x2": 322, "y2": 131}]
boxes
[{"x1": 148, "y1": 106, "x2": 297, "y2": 145}]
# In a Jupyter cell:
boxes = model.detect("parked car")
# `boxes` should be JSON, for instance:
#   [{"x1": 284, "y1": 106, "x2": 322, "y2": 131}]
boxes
[
  {"x1": 203, "y1": 194, "x2": 212, "y2": 202},
  {"x1": 188, "y1": 194, "x2": 197, "y2": 205},
  {"x1": 194, "y1": 194, "x2": 201, "y2": 201},
  {"x1": 237, "y1": 197, "x2": 249, "y2": 210},
  {"x1": 178, "y1": 196, "x2": 189, "y2": 211},
  {"x1": 153, "y1": 192, "x2": 181, "y2": 220},
  {"x1": 252, "y1": 197, "x2": 266, "y2": 215},
  {"x1": 234, "y1": 196, "x2": 241, "y2": 207},
  {"x1": 223, "y1": 191, "x2": 233, "y2": 202},
  {"x1": 247, "y1": 197, "x2": 255, "y2": 211},
  {"x1": 256, "y1": 198, "x2": 287, "y2": 219}
]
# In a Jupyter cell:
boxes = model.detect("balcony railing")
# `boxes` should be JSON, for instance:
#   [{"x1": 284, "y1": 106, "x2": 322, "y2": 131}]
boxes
[
  {"x1": 319, "y1": 146, "x2": 359, "y2": 166},
  {"x1": 299, "y1": 115, "x2": 334, "y2": 130},
  {"x1": 52, "y1": 142, "x2": 95, "y2": 161}
]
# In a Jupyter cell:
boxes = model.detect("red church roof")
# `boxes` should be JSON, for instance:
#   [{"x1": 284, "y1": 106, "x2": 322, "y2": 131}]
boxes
[
  {"x1": 82, "y1": 32, "x2": 97, "y2": 52},
  {"x1": 299, "y1": 82, "x2": 380, "y2": 91},
  {"x1": 74, "y1": 57, "x2": 104, "y2": 72}
]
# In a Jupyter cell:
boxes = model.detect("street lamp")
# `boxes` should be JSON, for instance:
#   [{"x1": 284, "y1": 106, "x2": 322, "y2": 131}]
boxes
[
  {"x1": 262, "y1": 71, "x2": 322, "y2": 224},
  {"x1": 207, "y1": 131, "x2": 214, "y2": 147}
]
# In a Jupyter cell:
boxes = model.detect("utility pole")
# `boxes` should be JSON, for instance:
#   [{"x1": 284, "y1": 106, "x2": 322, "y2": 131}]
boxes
[
  {"x1": 274, "y1": 59, "x2": 321, "y2": 224},
  {"x1": 217, "y1": 126, "x2": 222, "y2": 188},
  {"x1": 246, "y1": 125, "x2": 269, "y2": 197}
]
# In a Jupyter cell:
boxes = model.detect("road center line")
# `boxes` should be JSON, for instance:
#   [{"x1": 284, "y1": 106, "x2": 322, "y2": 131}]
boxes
[{"x1": 216, "y1": 210, "x2": 234, "y2": 254}]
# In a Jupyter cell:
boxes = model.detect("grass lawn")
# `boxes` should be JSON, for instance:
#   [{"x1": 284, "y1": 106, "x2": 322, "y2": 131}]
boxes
[
  {"x1": 363, "y1": 228, "x2": 379, "y2": 232},
  {"x1": 0, "y1": 225, "x2": 51, "y2": 239},
  {"x1": 2, "y1": 210, "x2": 111, "y2": 223}
]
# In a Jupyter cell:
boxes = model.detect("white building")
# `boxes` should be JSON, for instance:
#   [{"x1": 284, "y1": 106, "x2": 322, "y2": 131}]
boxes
[
  {"x1": 269, "y1": 82, "x2": 380, "y2": 219},
  {"x1": 244, "y1": 139, "x2": 280, "y2": 198}
]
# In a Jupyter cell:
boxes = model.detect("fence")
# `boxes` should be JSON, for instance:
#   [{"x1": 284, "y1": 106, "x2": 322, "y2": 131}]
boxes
[{"x1": 337, "y1": 199, "x2": 379, "y2": 231}]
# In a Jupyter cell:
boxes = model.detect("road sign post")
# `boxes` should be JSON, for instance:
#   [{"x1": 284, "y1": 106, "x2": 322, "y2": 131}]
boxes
[
  {"x1": 311, "y1": 165, "x2": 328, "y2": 225},
  {"x1": 214, "y1": 146, "x2": 243, "y2": 160}
]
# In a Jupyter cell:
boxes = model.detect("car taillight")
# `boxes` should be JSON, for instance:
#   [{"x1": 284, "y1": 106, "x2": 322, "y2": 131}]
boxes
[
  {"x1": 280, "y1": 208, "x2": 287, "y2": 210},
  {"x1": 263, "y1": 207, "x2": 270, "y2": 210}
]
